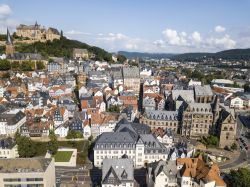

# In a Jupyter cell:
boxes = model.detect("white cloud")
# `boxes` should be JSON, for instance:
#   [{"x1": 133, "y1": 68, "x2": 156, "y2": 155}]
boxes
[
  {"x1": 190, "y1": 31, "x2": 202, "y2": 43},
  {"x1": 206, "y1": 34, "x2": 236, "y2": 49},
  {"x1": 66, "y1": 30, "x2": 91, "y2": 35},
  {"x1": 214, "y1": 25, "x2": 226, "y2": 33},
  {"x1": 155, "y1": 27, "x2": 237, "y2": 52},
  {"x1": 153, "y1": 39, "x2": 165, "y2": 48},
  {"x1": 0, "y1": 4, "x2": 18, "y2": 33},
  {"x1": 0, "y1": 4, "x2": 11, "y2": 19},
  {"x1": 162, "y1": 29, "x2": 188, "y2": 46}
]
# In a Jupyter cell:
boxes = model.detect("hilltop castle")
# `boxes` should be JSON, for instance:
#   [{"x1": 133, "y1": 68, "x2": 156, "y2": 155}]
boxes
[{"x1": 16, "y1": 21, "x2": 61, "y2": 41}]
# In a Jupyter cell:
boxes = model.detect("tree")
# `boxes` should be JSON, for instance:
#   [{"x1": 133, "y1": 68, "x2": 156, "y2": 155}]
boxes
[
  {"x1": 66, "y1": 130, "x2": 83, "y2": 139},
  {"x1": 244, "y1": 83, "x2": 250, "y2": 93},
  {"x1": 117, "y1": 54, "x2": 127, "y2": 63},
  {"x1": 200, "y1": 135, "x2": 219, "y2": 147},
  {"x1": 47, "y1": 130, "x2": 58, "y2": 155},
  {"x1": 1, "y1": 72, "x2": 10, "y2": 79},
  {"x1": 0, "y1": 59, "x2": 11, "y2": 71},
  {"x1": 16, "y1": 135, "x2": 36, "y2": 157},
  {"x1": 36, "y1": 61, "x2": 45, "y2": 70},
  {"x1": 88, "y1": 135, "x2": 93, "y2": 142},
  {"x1": 20, "y1": 61, "x2": 35, "y2": 71},
  {"x1": 11, "y1": 61, "x2": 20, "y2": 70},
  {"x1": 107, "y1": 105, "x2": 120, "y2": 113},
  {"x1": 231, "y1": 143, "x2": 237, "y2": 150},
  {"x1": 225, "y1": 168, "x2": 250, "y2": 187}
]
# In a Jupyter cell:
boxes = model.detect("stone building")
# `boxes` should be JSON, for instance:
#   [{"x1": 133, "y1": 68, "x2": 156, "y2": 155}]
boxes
[
  {"x1": 94, "y1": 120, "x2": 168, "y2": 168},
  {"x1": 16, "y1": 22, "x2": 60, "y2": 41},
  {"x1": 0, "y1": 158, "x2": 55, "y2": 187},
  {"x1": 73, "y1": 48, "x2": 89, "y2": 59},
  {"x1": 102, "y1": 158, "x2": 135, "y2": 187},
  {"x1": 146, "y1": 160, "x2": 178, "y2": 187},
  {"x1": 216, "y1": 108, "x2": 236, "y2": 148},
  {"x1": 123, "y1": 67, "x2": 140, "y2": 95},
  {"x1": 181, "y1": 102, "x2": 213, "y2": 137},
  {"x1": 140, "y1": 110, "x2": 179, "y2": 133},
  {"x1": 194, "y1": 85, "x2": 213, "y2": 103}
]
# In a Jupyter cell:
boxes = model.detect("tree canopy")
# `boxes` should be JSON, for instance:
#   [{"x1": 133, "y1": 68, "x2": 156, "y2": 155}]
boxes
[
  {"x1": 15, "y1": 132, "x2": 36, "y2": 158},
  {"x1": 47, "y1": 130, "x2": 59, "y2": 155},
  {"x1": 225, "y1": 168, "x2": 250, "y2": 187},
  {"x1": 15, "y1": 37, "x2": 112, "y2": 61},
  {"x1": 66, "y1": 130, "x2": 83, "y2": 139}
]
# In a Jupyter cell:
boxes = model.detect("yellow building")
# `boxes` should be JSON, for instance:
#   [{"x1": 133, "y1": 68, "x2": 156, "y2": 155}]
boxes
[{"x1": 16, "y1": 22, "x2": 60, "y2": 41}]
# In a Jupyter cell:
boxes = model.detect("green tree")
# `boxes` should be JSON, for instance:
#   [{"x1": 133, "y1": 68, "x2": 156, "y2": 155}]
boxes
[
  {"x1": 20, "y1": 61, "x2": 35, "y2": 71},
  {"x1": 200, "y1": 135, "x2": 218, "y2": 147},
  {"x1": 244, "y1": 83, "x2": 250, "y2": 93},
  {"x1": 66, "y1": 130, "x2": 83, "y2": 139},
  {"x1": 107, "y1": 105, "x2": 120, "y2": 113},
  {"x1": 231, "y1": 143, "x2": 237, "y2": 150},
  {"x1": 1, "y1": 72, "x2": 10, "y2": 79},
  {"x1": 225, "y1": 168, "x2": 250, "y2": 187},
  {"x1": 36, "y1": 61, "x2": 45, "y2": 70},
  {"x1": 117, "y1": 54, "x2": 127, "y2": 63},
  {"x1": 0, "y1": 59, "x2": 11, "y2": 71},
  {"x1": 47, "y1": 130, "x2": 58, "y2": 155},
  {"x1": 16, "y1": 136, "x2": 36, "y2": 157},
  {"x1": 88, "y1": 135, "x2": 93, "y2": 142},
  {"x1": 11, "y1": 61, "x2": 20, "y2": 70}
]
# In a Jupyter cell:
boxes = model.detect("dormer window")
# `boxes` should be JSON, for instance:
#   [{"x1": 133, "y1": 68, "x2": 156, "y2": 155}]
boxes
[{"x1": 121, "y1": 170, "x2": 128, "y2": 179}]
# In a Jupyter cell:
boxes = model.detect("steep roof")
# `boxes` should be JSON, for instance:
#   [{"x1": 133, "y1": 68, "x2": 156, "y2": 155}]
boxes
[
  {"x1": 177, "y1": 156, "x2": 225, "y2": 186},
  {"x1": 102, "y1": 158, "x2": 134, "y2": 184}
]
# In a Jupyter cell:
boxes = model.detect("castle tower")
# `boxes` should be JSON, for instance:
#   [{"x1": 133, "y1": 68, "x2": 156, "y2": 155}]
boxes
[{"x1": 5, "y1": 28, "x2": 14, "y2": 56}]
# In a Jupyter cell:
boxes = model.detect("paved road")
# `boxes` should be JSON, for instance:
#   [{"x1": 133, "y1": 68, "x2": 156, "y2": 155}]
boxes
[{"x1": 220, "y1": 151, "x2": 247, "y2": 170}]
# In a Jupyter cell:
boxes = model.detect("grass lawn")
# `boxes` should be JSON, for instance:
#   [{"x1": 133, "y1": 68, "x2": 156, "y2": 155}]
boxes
[
  {"x1": 32, "y1": 140, "x2": 90, "y2": 165},
  {"x1": 54, "y1": 151, "x2": 73, "y2": 162}
]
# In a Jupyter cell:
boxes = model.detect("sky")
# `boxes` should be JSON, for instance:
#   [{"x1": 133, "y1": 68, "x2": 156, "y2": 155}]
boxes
[{"x1": 1, "y1": 0, "x2": 250, "y2": 53}]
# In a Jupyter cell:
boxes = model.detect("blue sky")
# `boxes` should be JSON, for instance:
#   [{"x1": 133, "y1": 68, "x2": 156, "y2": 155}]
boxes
[{"x1": 1, "y1": 0, "x2": 250, "y2": 53}]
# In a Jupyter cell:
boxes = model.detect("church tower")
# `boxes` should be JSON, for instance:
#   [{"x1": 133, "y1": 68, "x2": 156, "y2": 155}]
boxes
[{"x1": 5, "y1": 28, "x2": 14, "y2": 56}]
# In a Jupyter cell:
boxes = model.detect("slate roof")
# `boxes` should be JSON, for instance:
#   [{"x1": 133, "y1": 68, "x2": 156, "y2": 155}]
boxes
[
  {"x1": 123, "y1": 67, "x2": 140, "y2": 79},
  {"x1": 8, "y1": 53, "x2": 42, "y2": 61},
  {"x1": 102, "y1": 158, "x2": 134, "y2": 185},
  {"x1": 194, "y1": 85, "x2": 213, "y2": 96},
  {"x1": 144, "y1": 110, "x2": 179, "y2": 121},
  {"x1": 148, "y1": 160, "x2": 177, "y2": 183},
  {"x1": 0, "y1": 110, "x2": 26, "y2": 125},
  {"x1": 0, "y1": 138, "x2": 16, "y2": 149},
  {"x1": 187, "y1": 103, "x2": 212, "y2": 114},
  {"x1": 172, "y1": 90, "x2": 194, "y2": 103}
]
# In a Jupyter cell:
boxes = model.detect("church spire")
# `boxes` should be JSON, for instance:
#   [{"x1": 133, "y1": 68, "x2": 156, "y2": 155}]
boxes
[{"x1": 6, "y1": 28, "x2": 13, "y2": 45}]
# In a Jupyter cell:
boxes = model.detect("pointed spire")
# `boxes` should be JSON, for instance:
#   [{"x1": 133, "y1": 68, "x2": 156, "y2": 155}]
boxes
[
  {"x1": 35, "y1": 21, "x2": 39, "y2": 28},
  {"x1": 6, "y1": 28, "x2": 13, "y2": 45}
]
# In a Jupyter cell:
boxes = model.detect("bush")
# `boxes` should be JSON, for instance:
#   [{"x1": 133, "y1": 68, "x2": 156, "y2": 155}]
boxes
[
  {"x1": 200, "y1": 135, "x2": 219, "y2": 148},
  {"x1": 20, "y1": 61, "x2": 35, "y2": 71},
  {"x1": 231, "y1": 143, "x2": 237, "y2": 150},
  {"x1": 66, "y1": 130, "x2": 83, "y2": 139},
  {"x1": 107, "y1": 105, "x2": 120, "y2": 113},
  {"x1": 0, "y1": 59, "x2": 11, "y2": 71},
  {"x1": 36, "y1": 61, "x2": 45, "y2": 70}
]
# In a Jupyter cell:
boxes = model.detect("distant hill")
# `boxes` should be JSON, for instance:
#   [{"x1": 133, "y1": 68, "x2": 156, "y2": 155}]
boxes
[
  {"x1": 170, "y1": 48, "x2": 250, "y2": 61},
  {"x1": 117, "y1": 51, "x2": 175, "y2": 59},
  {"x1": 11, "y1": 36, "x2": 113, "y2": 61}
]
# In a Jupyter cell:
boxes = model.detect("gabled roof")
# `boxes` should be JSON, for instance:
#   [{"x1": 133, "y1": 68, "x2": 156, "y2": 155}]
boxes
[{"x1": 102, "y1": 158, "x2": 134, "y2": 184}]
